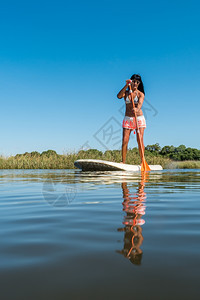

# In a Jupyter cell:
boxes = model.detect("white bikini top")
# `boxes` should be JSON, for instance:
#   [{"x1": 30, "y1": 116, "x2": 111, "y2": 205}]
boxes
[{"x1": 125, "y1": 91, "x2": 139, "y2": 104}]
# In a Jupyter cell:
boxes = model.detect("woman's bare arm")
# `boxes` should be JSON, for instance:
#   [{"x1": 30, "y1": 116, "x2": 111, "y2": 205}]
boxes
[
  {"x1": 117, "y1": 84, "x2": 128, "y2": 99},
  {"x1": 117, "y1": 80, "x2": 132, "y2": 99}
]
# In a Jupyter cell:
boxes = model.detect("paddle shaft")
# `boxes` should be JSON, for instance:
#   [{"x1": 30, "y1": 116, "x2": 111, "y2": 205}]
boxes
[{"x1": 128, "y1": 85, "x2": 146, "y2": 162}]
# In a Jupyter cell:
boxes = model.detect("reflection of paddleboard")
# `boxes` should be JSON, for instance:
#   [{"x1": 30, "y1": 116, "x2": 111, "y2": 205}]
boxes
[{"x1": 74, "y1": 159, "x2": 163, "y2": 171}]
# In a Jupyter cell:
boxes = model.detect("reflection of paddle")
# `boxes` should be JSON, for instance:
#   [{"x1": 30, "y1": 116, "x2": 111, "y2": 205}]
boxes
[{"x1": 129, "y1": 85, "x2": 151, "y2": 172}]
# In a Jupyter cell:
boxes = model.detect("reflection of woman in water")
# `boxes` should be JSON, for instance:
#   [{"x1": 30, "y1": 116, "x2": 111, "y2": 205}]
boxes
[{"x1": 117, "y1": 174, "x2": 148, "y2": 265}]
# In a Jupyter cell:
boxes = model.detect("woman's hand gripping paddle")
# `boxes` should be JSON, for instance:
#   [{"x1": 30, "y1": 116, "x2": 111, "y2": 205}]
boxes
[{"x1": 129, "y1": 84, "x2": 151, "y2": 172}]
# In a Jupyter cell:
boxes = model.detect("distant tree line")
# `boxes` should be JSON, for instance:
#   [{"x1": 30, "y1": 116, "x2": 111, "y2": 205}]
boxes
[
  {"x1": 13, "y1": 144, "x2": 200, "y2": 162},
  {"x1": 77, "y1": 144, "x2": 200, "y2": 161},
  {"x1": 15, "y1": 150, "x2": 58, "y2": 158},
  {"x1": 145, "y1": 143, "x2": 200, "y2": 161}
]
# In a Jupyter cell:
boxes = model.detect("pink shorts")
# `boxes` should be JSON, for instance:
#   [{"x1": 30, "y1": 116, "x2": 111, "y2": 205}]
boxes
[{"x1": 122, "y1": 115, "x2": 146, "y2": 130}]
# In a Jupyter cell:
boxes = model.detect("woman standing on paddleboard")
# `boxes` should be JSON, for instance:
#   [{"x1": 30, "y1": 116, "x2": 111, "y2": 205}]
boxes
[{"x1": 117, "y1": 74, "x2": 146, "y2": 164}]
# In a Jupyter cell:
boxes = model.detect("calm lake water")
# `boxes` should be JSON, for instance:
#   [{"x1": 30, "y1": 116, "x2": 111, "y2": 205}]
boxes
[{"x1": 0, "y1": 169, "x2": 200, "y2": 300}]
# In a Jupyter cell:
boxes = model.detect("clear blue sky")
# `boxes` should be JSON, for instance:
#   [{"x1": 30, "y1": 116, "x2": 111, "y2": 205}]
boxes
[{"x1": 0, "y1": 0, "x2": 199, "y2": 156}]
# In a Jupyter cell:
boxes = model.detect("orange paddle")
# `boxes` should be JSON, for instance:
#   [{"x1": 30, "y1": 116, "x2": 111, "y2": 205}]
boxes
[{"x1": 129, "y1": 85, "x2": 151, "y2": 172}]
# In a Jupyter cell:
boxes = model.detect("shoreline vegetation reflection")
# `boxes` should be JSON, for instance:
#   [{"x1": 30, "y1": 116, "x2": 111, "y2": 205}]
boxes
[
  {"x1": 0, "y1": 168, "x2": 200, "y2": 299},
  {"x1": 0, "y1": 144, "x2": 200, "y2": 169},
  {"x1": 1, "y1": 169, "x2": 199, "y2": 267},
  {"x1": 0, "y1": 169, "x2": 200, "y2": 263}
]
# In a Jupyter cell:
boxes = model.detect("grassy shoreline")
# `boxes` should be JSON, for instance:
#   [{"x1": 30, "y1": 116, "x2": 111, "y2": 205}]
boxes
[
  {"x1": 166, "y1": 160, "x2": 200, "y2": 169},
  {"x1": 0, "y1": 149, "x2": 200, "y2": 169}
]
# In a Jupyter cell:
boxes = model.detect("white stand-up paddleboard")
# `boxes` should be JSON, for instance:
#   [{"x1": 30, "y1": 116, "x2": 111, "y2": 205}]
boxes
[{"x1": 74, "y1": 159, "x2": 163, "y2": 171}]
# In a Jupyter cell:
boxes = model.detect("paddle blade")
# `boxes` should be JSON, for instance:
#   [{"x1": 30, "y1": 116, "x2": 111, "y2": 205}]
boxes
[{"x1": 141, "y1": 160, "x2": 151, "y2": 172}]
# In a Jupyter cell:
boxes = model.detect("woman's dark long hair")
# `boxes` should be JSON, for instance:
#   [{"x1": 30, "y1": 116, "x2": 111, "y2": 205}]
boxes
[{"x1": 130, "y1": 74, "x2": 145, "y2": 95}]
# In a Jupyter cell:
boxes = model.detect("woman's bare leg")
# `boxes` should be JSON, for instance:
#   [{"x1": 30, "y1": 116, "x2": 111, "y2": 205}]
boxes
[
  {"x1": 136, "y1": 128, "x2": 145, "y2": 163},
  {"x1": 122, "y1": 128, "x2": 132, "y2": 163}
]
